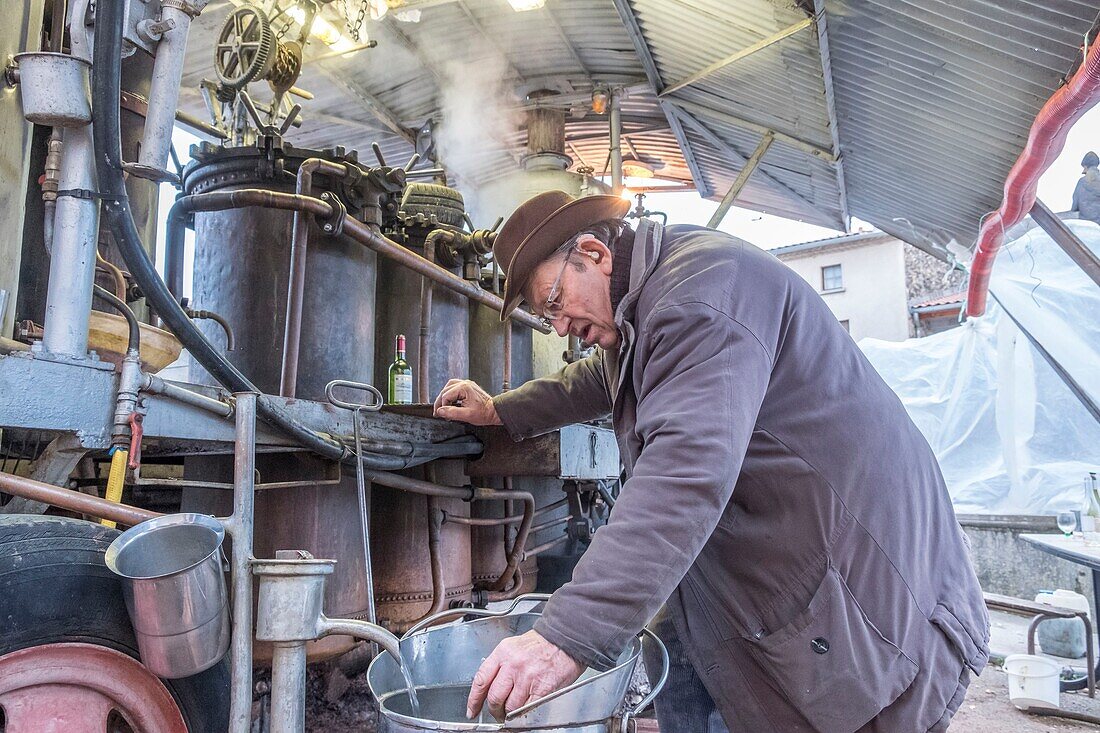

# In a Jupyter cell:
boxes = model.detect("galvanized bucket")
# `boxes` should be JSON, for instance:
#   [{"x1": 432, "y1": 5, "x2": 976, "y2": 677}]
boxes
[
  {"x1": 368, "y1": 594, "x2": 667, "y2": 732},
  {"x1": 105, "y1": 513, "x2": 230, "y2": 678},
  {"x1": 12, "y1": 52, "x2": 92, "y2": 127}
]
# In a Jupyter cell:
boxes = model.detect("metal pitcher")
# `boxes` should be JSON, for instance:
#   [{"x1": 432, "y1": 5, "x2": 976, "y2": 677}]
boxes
[
  {"x1": 368, "y1": 594, "x2": 668, "y2": 732},
  {"x1": 105, "y1": 513, "x2": 230, "y2": 678}
]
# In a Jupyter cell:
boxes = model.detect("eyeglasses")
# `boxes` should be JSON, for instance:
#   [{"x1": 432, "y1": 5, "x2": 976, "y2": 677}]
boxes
[{"x1": 538, "y1": 250, "x2": 575, "y2": 326}]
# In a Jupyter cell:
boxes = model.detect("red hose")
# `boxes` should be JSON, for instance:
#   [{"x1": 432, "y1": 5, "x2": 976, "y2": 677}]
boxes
[{"x1": 966, "y1": 35, "x2": 1100, "y2": 317}]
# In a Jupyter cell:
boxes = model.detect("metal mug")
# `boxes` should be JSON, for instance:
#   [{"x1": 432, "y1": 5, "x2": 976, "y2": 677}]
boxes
[{"x1": 106, "y1": 513, "x2": 230, "y2": 678}]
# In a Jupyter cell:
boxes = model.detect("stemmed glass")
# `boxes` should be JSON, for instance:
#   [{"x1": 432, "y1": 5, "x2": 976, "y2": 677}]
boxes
[{"x1": 1057, "y1": 511, "x2": 1078, "y2": 538}]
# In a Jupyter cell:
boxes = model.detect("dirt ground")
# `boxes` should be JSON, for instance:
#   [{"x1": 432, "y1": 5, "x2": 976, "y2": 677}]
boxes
[{"x1": 280, "y1": 662, "x2": 1100, "y2": 732}]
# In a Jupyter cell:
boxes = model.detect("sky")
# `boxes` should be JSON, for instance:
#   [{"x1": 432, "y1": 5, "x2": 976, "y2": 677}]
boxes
[{"x1": 160, "y1": 103, "x2": 1100, "y2": 295}]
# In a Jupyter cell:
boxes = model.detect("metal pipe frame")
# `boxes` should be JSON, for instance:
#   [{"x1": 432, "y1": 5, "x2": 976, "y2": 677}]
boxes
[
  {"x1": 524, "y1": 533, "x2": 570, "y2": 560},
  {"x1": 0, "y1": 469, "x2": 160, "y2": 526},
  {"x1": 141, "y1": 372, "x2": 235, "y2": 418},
  {"x1": 707, "y1": 131, "x2": 775, "y2": 229},
  {"x1": 167, "y1": 190, "x2": 550, "y2": 333},
  {"x1": 222, "y1": 391, "x2": 257, "y2": 733},
  {"x1": 184, "y1": 308, "x2": 235, "y2": 351},
  {"x1": 281, "y1": 158, "x2": 351, "y2": 397},
  {"x1": 138, "y1": 0, "x2": 206, "y2": 171},
  {"x1": 659, "y1": 18, "x2": 813, "y2": 97},
  {"x1": 442, "y1": 497, "x2": 569, "y2": 526},
  {"x1": 41, "y1": 0, "x2": 98, "y2": 357},
  {"x1": 417, "y1": 229, "x2": 458, "y2": 403},
  {"x1": 610, "y1": 90, "x2": 624, "y2": 195}
]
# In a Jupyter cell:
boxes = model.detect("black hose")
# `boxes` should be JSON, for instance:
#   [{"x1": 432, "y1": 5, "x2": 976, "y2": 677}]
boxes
[
  {"x1": 92, "y1": 284, "x2": 140, "y2": 351},
  {"x1": 91, "y1": 0, "x2": 348, "y2": 461}
]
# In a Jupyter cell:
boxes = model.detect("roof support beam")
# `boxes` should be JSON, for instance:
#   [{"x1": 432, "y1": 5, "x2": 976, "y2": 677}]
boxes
[
  {"x1": 660, "y1": 18, "x2": 813, "y2": 97},
  {"x1": 811, "y1": 0, "x2": 851, "y2": 231},
  {"x1": 315, "y1": 68, "x2": 416, "y2": 146},
  {"x1": 669, "y1": 98, "x2": 836, "y2": 162},
  {"x1": 676, "y1": 109, "x2": 841, "y2": 229},
  {"x1": 707, "y1": 132, "x2": 774, "y2": 228},
  {"x1": 610, "y1": 0, "x2": 711, "y2": 198}
]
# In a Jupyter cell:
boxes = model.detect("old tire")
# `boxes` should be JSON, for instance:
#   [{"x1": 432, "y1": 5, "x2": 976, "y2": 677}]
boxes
[
  {"x1": 399, "y1": 182, "x2": 466, "y2": 228},
  {"x1": 0, "y1": 515, "x2": 230, "y2": 732}
]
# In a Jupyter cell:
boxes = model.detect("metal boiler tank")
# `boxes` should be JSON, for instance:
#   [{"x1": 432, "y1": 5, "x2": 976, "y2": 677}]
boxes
[
  {"x1": 468, "y1": 304, "x2": 539, "y2": 596},
  {"x1": 370, "y1": 194, "x2": 475, "y2": 629},
  {"x1": 180, "y1": 141, "x2": 379, "y2": 661}
]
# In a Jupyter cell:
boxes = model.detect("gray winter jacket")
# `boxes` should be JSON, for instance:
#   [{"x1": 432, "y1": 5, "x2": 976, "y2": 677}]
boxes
[
  {"x1": 492, "y1": 220, "x2": 989, "y2": 732},
  {"x1": 1073, "y1": 170, "x2": 1100, "y2": 224}
]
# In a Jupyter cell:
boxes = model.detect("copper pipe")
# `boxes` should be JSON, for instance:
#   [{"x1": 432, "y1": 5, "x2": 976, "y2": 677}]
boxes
[
  {"x1": 96, "y1": 249, "x2": 128, "y2": 302},
  {"x1": 0, "y1": 470, "x2": 160, "y2": 527},
  {"x1": 530, "y1": 514, "x2": 572, "y2": 535},
  {"x1": 502, "y1": 320, "x2": 512, "y2": 392},
  {"x1": 477, "y1": 486, "x2": 534, "y2": 593},
  {"x1": 442, "y1": 497, "x2": 568, "y2": 526},
  {"x1": 172, "y1": 190, "x2": 549, "y2": 333},
  {"x1": 282, "y1": 158, "x2": 350, "y2": 397},
  {"x1": 525, "y1": 533, "x2": 570, "y2": 559},
  {"x1": 362, "y1": 468, "x2": 473, "y2": 499},
  {"x1": 425, "y1": 495, "x2": 447, "y2": 617}
]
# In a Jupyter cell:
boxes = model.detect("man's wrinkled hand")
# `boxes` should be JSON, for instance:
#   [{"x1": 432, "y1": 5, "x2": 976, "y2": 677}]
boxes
[
  {"x1": 432, "y1": 379, "x2": 502, "y2": 426},
  {"x1": 466, "y1": 630, "x2": 585, "y2": 721}
]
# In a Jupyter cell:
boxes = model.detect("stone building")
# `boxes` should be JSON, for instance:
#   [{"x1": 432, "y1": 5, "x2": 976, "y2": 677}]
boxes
[{"x1": 772, "y1": 231, "x2": 968, "y2": 341}]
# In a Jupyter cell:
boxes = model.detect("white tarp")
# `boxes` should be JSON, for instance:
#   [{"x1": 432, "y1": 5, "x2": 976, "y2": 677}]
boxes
[{"x1": 860, "y1": 220, "x2": 1100, "y2": 515}]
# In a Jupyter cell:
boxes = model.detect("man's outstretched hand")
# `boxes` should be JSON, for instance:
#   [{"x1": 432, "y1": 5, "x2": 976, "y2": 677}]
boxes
[
  {"x1": 433, "y1": 379, "x2": 502, "y2": 426},
  {"x1": 466, "y1": 630, "x2": 585, "y2": 721}
]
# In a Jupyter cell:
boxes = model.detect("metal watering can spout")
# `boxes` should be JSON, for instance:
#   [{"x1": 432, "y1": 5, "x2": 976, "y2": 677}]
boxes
[
  {"x1": 253, "y1": 549, "x2": 412, "y2": 733},
  {"x1": 318, "y1": 616, "x2": 402, "y2": 661}
]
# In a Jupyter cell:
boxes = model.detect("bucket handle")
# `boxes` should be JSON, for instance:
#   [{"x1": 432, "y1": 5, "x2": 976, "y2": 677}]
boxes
[
  {"x1": 504, "y1": 627, "x2": 670, "y2": 725},
  {"x1": 401, "y1": 593, "x2": 551, "y2": 640}
]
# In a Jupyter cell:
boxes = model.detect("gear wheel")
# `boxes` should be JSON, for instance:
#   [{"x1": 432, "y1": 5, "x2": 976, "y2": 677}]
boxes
[{"x1": 214, "y1": 5, "x2": 276, "y2": 90}]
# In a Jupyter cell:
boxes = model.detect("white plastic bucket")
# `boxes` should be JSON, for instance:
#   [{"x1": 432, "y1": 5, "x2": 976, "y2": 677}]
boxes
[{"x1": 1004, "y1": 654, "x2": 1061, "y2": 710}]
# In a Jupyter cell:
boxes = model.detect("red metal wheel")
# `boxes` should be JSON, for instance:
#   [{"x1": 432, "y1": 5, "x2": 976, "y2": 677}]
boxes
[{"x1": 0, "y1": 642, "x2": 188, "y2": 733}]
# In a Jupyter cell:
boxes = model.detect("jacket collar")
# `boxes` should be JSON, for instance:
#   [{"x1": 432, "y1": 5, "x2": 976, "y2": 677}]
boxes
[{"x1": 614, "y1": 218, "x2": 664, "y2": 329}]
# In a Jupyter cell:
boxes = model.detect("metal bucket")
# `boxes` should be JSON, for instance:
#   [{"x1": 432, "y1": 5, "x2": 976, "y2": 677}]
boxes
[
  {"x1": 368, "y1": 595, "x2": 666, "y2": 732},
  {"x1": 105, "y1": 513, "x2": 230, "y2": 678},
  {"x1": 13, "y1": 52, "x2": 92, "y2": 127}
]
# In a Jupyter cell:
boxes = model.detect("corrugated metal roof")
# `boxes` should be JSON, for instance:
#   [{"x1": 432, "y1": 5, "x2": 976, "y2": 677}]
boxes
[{"x1": 177, "y1": 0, "x2": 1100, "y2": 254}]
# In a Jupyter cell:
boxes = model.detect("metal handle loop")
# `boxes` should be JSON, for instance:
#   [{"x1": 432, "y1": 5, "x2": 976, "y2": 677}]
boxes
[
  {"x1": 400, "y1": 593, "x2": 551, "y2": 640},
  {"x1": 324, "y1": 379, "x2": 384, "y2": 412}
]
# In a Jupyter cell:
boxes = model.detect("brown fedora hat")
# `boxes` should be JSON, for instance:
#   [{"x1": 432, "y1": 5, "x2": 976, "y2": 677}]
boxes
[{"x1": 495, "y1": 190, "x2": 630, "y2": 321}]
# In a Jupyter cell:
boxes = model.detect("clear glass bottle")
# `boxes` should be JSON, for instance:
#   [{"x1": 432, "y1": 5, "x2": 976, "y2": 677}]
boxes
[{"x1": 387, "y1": 334, "x2": 413, "y2": 404}]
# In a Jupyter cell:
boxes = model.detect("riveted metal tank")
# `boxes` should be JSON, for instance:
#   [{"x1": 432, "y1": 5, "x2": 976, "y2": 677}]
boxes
[
  {"x1": 468, "y1": 301, "x2": 540, "y2": 595},
  {"x1": 370, "y1": 462, "x2": 474, "y2": 632},
  {"x1": 179, "y1": 141, "x2": 381, "y2": 662},
  {"x1": 371, "y1": 195, "x2": 474, "y2": 628}
]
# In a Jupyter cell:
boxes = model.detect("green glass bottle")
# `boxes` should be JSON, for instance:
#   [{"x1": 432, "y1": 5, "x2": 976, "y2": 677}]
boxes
[{"x1": 387, "y1": 334, "x2": 413, "y2": 404}]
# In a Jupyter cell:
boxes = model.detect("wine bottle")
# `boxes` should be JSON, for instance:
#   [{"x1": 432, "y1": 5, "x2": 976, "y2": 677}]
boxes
[{"x1": 387, "y1": 334, "x2": 413, "y2": 404}]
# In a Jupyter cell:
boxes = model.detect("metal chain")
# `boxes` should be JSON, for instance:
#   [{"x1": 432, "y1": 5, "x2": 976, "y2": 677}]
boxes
[{"x1": 341, "y1": 0, "x2": 369, "y2": 43}]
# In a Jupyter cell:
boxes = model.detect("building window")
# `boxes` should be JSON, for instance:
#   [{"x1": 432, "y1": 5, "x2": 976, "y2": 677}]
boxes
[
  {"x1": 822, "y1": 264, "x2": 843, "y2": 291},
  {"x1": 839, "y1": 319, "x2": 850, "y2": 332}
]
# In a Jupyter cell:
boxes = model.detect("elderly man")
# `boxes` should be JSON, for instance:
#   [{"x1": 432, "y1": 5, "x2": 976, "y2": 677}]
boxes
[{"x1": 434, "y1": 190, "x2": 988, "y2": 732}]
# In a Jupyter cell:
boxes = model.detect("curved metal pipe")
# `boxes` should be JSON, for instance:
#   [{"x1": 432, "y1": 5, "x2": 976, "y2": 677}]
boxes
[
  {"x1": 418, "y1": 229, "x2": 458, "y2": 403},
  {"x1": 425, "y1": 495, "x2": 447, "y2": 617},
  {"x1": 282, "y1": 157, "x2": 350, "y2": 397},
  {"x1": 92, "y1": 284, "x2": 140, "y2": 351},
  {"x1": 184, "y1": 308, "x2": 235, "y2": 351}
]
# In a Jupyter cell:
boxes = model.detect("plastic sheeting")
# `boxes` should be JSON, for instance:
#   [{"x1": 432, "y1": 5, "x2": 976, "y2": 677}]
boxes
[{"x1": 860, "y1": 219, "x2": 1100, "y2": 515}]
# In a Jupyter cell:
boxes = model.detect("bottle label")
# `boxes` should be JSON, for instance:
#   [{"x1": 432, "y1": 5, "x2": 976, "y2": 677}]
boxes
[{"x1": 392, "y1": 374, "x2": 413, "y2": 404}]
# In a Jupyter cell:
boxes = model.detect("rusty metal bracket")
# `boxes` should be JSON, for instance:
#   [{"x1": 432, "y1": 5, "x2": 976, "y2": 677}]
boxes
[{"x1": 316, "y1": 192, "x2": 348, "y2": 237}]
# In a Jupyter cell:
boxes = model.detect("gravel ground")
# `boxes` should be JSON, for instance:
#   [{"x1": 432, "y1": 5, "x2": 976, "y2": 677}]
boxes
[{"x1": 950, "y1": 665, "x2": 1100, "y2": 732}]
